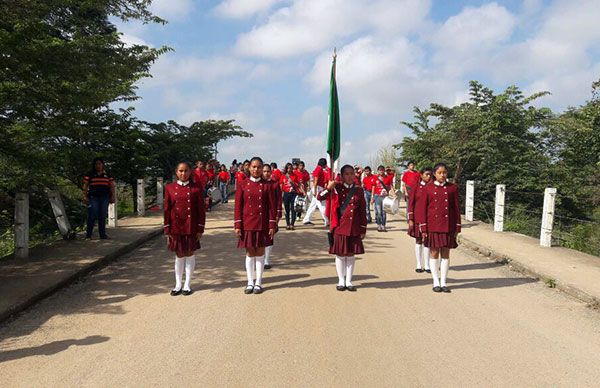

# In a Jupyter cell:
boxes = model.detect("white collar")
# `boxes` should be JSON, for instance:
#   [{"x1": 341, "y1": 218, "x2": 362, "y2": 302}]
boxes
[
  {"x1": 434, "y1": 180, "x2": 447, "y2": 187},
  {"x1": 344, "y1": 183, "x2": 354, "y2": 189},
  {"x1": 249, "y1": 176, "x2": 261, "y2": 182},
  {"x1": 177, "y1": 180, "x2": 190, "y2": 186},
  {"x1": 420, "y1": 180, "x2": 426, "y2": 186}
]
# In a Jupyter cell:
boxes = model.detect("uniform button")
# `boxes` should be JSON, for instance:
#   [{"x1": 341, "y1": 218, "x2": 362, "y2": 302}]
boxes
[
  {"x1": 445, "y1": 215, "x2": 448, "y2": 217},
  {"x1": 188, "y1": 215, "x2": 191, "y2": 218},
  {"x1": 188, "y1": 207, "x2": 191, "y2": 210}
]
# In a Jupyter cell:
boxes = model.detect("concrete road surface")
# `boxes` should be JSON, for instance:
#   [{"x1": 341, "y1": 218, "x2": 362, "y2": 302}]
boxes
[{"x1": 1, "y1": 202, "x2": 599, "y2": 387}]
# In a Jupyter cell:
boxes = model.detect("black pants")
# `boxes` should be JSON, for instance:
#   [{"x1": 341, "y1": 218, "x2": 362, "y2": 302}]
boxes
[{"x1": 283, "y1": 192, "x2": 297, "y2": 226}]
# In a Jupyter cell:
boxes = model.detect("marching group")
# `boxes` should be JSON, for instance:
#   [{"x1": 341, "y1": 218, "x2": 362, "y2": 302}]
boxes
[{"x1": 160, "y1": 157, "x2": 461, "y2": 296}]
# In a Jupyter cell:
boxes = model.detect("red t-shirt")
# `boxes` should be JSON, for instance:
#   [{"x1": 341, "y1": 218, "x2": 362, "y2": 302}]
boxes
[
  {"x1": 218, "y1": 171, "x2": 230, "y2": 183},
  {"x1": 272, "y1": 169, "x2": 282, "y2": 181},
  {"x1": 312, "y1": 166, "x2": 326, "y2": 187},
  {"x1": 384, "y1": 173, "x2": 394, "y2": 187},
  {"x1": 206, "y1": 169, "x2": 216, "y2": 182},
  {"x1": 295, "y1": 170, "x2": 310, "y2": 187},
  {"x1": 235, "y1": 171, "x2": 247, "y2": 182},
  {"x1": 280, "y1": 173, "x2": 300, "y2": 193},
  {"x1": 402, "y1": 170, "x2": 420, "y2": 188},
  {"x1": 193, "y1": 168, "x2": 208, "y2": 187},
  {"x1": 373, "y1": 175, "x2": 388, "y2": 196},
  {"x1": 362, "y1": 175, "x2": 376, "y2": 191}
]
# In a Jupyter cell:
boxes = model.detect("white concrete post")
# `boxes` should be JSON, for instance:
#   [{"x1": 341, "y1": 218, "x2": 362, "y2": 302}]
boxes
[
  {"x1": 494, "y1": 184, "x2": 505, "y2": 232},
  {"x1": 14, "y1": 192, "x2": 29, "y2": 259},
  {"x1": 540, "y1": 187, "x2": 557, "y2": 247},
  {"x1": 47, "y1": 190, "x2": 72, "y2": 237},
  {"x1": 465, "y1": 180, "x2": 475, "y2": 221},
  {"x1": 137, "y1": 178, "x2": 145, "y2": 217},
  {"x1": 157, "y1": 177, "x2": 164, "y2": 210},
  {"x1": 108, "y1": 192, "x2": 118, "y2": 228}
]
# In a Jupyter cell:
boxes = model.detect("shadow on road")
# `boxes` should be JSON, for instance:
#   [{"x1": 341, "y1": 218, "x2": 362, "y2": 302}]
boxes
[{"x1": 0, "y1": 335, "x2": 109, "y2": 363}]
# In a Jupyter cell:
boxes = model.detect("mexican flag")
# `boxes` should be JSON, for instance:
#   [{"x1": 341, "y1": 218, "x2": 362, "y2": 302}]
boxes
[{"x1": 326, "y1": 51, "x2": 341, "y2": 231}]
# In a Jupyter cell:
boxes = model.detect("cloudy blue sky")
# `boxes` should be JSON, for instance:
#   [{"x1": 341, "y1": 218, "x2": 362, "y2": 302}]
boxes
[{"x1": 117, "y1": 0, "x2": 600, "y2": 168}]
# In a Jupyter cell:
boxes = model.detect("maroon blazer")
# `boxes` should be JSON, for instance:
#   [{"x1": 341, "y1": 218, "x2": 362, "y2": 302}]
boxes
[
  {"x1": 417, "y1": 181, "x2": 461, "y2": 234},
  {"x1": 234, "y1": 178, "x2": 278, "y2": 232},
  {"x1": 271, "y1": 179, "x2": 283, "y2": 220},
  {"x1": 164, "y1": 181, "x2": 206, "y2": 235},
  {"x1": 319, "y1": 183, "x2": 367, "y2": 237},
  {"x1": 408, "y1": 180, "x2": 428, "y2": 223}
]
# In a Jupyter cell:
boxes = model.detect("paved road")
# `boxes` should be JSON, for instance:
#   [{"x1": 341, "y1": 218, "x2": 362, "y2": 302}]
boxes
[{"x1": 1, "y1": 202, "x2": 599, "y2": 387}]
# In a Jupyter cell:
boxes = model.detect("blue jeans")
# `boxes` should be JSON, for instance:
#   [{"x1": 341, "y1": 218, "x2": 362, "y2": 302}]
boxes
[
  {"x1": 374, "y1": 195, "x2": 386, "y2": 226},
  {"x1": 87, "y1": 195, "x2": 109, "y2": 238},
  {"x1": 219, "y1": 182, "x2": 228, "y2": 203},
  {"x1": 364, "y1": 190, "x2": 372, "y2": 222},
  {"x1": 283, "y1": 192, "x2": 297, "y2": 226}
]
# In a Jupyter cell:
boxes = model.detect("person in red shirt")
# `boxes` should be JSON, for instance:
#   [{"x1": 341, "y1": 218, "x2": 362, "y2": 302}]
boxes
[
  {"x1": 164, "y1": 162, "x2": 206, "y2": 296},
  {"x1": 407, "y1": 166, "x2": 433, "y2": 273},
  {"x1": 371, "y1": 165, "x2": 391, "y2": 232},
  {"x1": 417, "y1": 163, "x2": 461, "y2": 293},
  {"x1": 302, "y1": 158, "x2": 329, "y2": 226},
  {"x1": 270, "y1": 162, "x2": 282, "y2": 182},
  {"x1": 262, "y1": 164, "x2": 282, "y2": 269},
  {"x1": 401, "y1": 161, "x2": 421, "y2": 199},
  {"x1": 384, "y1": 166, "x2": 395, "y2": 188},
  {"x1": 193, "y1": 160, "x2": 208, "y2": 188},
  {"x1": 294, "y1": 161, "x2": 309, "y2": 219},
  {"x1": 280, "y1": 162, "x2": 301, "y2": 230},
  {"x1": 353, "y1": 165, "x2": 362, "y2": 186},
  {"x1": 361, "y1": 166, "x2": 376, "y2": 223},
  {"x1": 318, "y1": 164, "x2": 367, "y2": 291},
  {"x1": 234, "y1": 157, "x2": 278, "y2": 295},
  {"x1": 234, "y1": 160, "x2": 249, "y2": 190},
  {"x1": 206, "y1": 164, "x2": 216, "y2": 187},
  {"x1": 217, "y1": 164, "x2": 230, "y2": 203}
]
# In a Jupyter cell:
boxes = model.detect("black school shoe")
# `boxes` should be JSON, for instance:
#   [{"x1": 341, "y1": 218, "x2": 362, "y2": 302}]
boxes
[
  {"x1": 170, "y1": 289, "x2": 182, "y2": 296},
  {"x1": 415, "y1": 268, "x2": 424, "y2": 273},
  {"x1": 244, "y1": 285, "x2": 254, "y2": 294},
  {"x1": 253, "y1": 285, "x2": 264, "y2": 294},
  {"x1": 336, "y1": 285, "x2": 346, "y2": 291},
  {"x1": 432, "y1": 286, "x2": 442, "y2": 293},
  {"x1": 182, "y1": 289, "x2": 193, "y2": 296},
  {"x1": 264, "y1": 264, "x2": 272, "y2": 270},
  {"x1": 425, "y1": 269, "x2": 432, "y2": 273},
  {"x1": 346, "y1": 285, "x2": 357, "y2": 292},
  {"x1": 441, "y1": 286, "x2": 451, "y2": 293}
]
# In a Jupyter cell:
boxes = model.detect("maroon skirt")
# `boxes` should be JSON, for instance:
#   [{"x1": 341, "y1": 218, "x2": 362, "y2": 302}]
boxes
[
  {"x1": 329, "y1": 234, "x2": 365, "y2": 256},
  {"x1": 238, "y1": 230, "x2": 270, "y2": 249},
  {"x1": 168, "y1": 234, "x2": 201, "y2": 253},
  {"x1": 424, "y1": 232, "x2": 458, "y2": 249}
]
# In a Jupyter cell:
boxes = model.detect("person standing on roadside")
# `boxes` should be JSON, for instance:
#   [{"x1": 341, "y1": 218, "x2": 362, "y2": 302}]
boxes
[{"x1": 83, "y1": 157, "x2": 115, "y2": 240}]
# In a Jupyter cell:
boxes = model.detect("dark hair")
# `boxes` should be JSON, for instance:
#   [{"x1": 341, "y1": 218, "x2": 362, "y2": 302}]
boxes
[
  {"x1": 270, "y1": 162, "x2": 277, "y2": 168},
  {"x1": 263, "y1": 164, "x2": 272, "y2": 171},
  {"x1": 243, "y1": 160, "x2": 250, "y2": 165},
  {"x1": 175, "y1": 161, "x2": 192, "y2": 170},
  {"x1": 317, "y1": 158, "x2": 327, "y2": 167},
  {"x1": 364, "y1": 166, "x2": 372, "y2": 171},
  {"x1": 407, "y1": 161, "x2": 415, "y2": 166},
  {"x1": 90, "y1": 157, "x2": 105, "y2": 174},
  {"x1": 433, "y1": 163, "x2": 448, "y2": 173},
  {"x1": 292, "y1": 162, "x2": 298, "y2": 167},
  {"x1": 420, "y1": 166, "x2": 433, "y2": 174},
  {"x1": 284, "y1": 162, "x2": 293, "y2": 173},
  {"x1": 298, "y1": 161, "x2": 305, "y2": 167},
  {"x1": 377, "y1": 165, "x2": 385, "y2": 170},
  {"x1": 220, "y1": 164, "x2": 226, "y2": 169},
  {"x1": 232, "y1": 159, "x2": 237, "y2": 165},
  {"x1": 250, "y1": 156, "x2": 264, "y2": 165},
  {"x1": 340, "y1": 164, "x2": 354, "y2": 175}
]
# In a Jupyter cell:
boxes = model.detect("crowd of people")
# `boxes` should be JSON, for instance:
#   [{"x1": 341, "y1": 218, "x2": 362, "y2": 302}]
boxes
[{"x1": 157, "y1": 156, "x2": 461, "y2": 297}]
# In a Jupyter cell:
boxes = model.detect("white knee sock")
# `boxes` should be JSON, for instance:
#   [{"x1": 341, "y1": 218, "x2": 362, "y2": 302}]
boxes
[
  {"x1": 265, "y1": 246, "x2": 272, "y2": 265},
  {"x1": 183, "y1": 255, "x2": 195, "y2": 291},
  {"x1": 245, "y1": 256, "x2": 255, "y2": 286},
  {"x1": 414, "y1": 244, "x2": 423, "y2": 269},
  {"x1": 345, "y1": 256, "x2": 355, "y2": 287},
  {"x1": 335, "y1": 256, "x2": 345, "y2": 286},
  {"x1": 255, "y1": 255, "x2": 265, "y2": 286},
  {"x1": 440, "y1": 258, "x2": 450, "y2": 287},
  {"x1": 423, "y1": 246, "x2": 430, "y2": 270},
  {"x1": 174, "y1": 256, "x2": 185, "y2": 291},
  {"x1": 429, "y1": 258, "x2": 440, "y2": 287}
]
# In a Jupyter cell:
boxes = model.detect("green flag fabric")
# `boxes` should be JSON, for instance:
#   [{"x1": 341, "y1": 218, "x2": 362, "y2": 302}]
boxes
[{"x1": 326, "y1": 54, "x2": 340, "y2": 165}]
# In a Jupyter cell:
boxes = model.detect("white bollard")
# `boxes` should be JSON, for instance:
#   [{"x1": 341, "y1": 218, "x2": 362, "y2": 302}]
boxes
[
  {"x1": 14, "y1": 192, "x2": 29, "y2": 259},
  {"x1": 494, "y1": 184, "x2": 505, "y2": 232},
  {"x1": 137, "y1": 179, "x2": 145, "y2": 217},
  {"x1": 465, "y1": 180, "x2": 474, "y2": 221},
  {"x1": 540, "y1": 187, "x2": 557, "y2": 247},
  {"x1": 47, "y1": 190, "x2": 72, "y2": 237},
  {"x1": 157, "y1": 177, "x2": 164, "y2": 210},
  {"x1": 108, "y1": 192, "x2": 118, "y2": 228}
]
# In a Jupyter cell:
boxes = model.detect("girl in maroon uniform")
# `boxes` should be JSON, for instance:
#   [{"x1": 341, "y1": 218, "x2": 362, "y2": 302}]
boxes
[
  {"x1": 417, "y1": 163, "x2": 461, "y2": 293},
  {"x1": 319, "y1": 165, "x2": 367, "y2": 291},
  {"x1": 234, "y1": 157, "x2": 278, "y2": 294},
  {"x1": 164, "y1": 162, "x2": 206, "y2": 296},
  {"x1": 407, "y1": 167, "x2": 433, "y2": 273},
  {"x1": 262, "y1": 164, "x2": 282, "y2": 269}
]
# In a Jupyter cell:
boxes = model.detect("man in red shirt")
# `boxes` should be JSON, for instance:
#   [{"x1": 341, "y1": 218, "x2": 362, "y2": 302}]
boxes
[
  {"x1": 361, "y1": 166, "x2": 376, "y2": 223},
  {"x1": 303, "y1": 158, "x2": 329, "y2": 226},
  {"x1": 217, "y1": 164, "x2": 230, "y2": 203},
  {"x1": 271, "y1": 162, "x2": 282, "y2": 182},
  {"x1": 294, "y1": 161, "x2": 310, "y2": 219},
  {"x1": 402, "y1": 161, "x2": 421, "y2": 199},
  {"x1": 384, "y1": 166, "x2": 395, "y2": 190},
  {"x1": 193, "y1": 160, "x2": 208, "y2": 188}
]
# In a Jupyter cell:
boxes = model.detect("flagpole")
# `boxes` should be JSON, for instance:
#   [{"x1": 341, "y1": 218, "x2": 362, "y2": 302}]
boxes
[{"x1": 329, "y1": 47, "x2": 337, "y2": 181}]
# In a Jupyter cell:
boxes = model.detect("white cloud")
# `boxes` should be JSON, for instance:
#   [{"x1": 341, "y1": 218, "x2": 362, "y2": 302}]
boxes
[
  {"x1": 234, "y1": 0, "x2": 431, "y2": 59},
  {"x1": 150, "y1": 0, "x2": 195, "y2": 22},
  {"x1": 214, "y1": 0, "x2": 284, "y2": 19}
]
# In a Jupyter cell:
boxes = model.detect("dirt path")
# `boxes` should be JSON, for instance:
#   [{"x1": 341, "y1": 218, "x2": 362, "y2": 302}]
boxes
[{"x1": 1, "y1": 202, "x2": 599, "y2": 387}]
